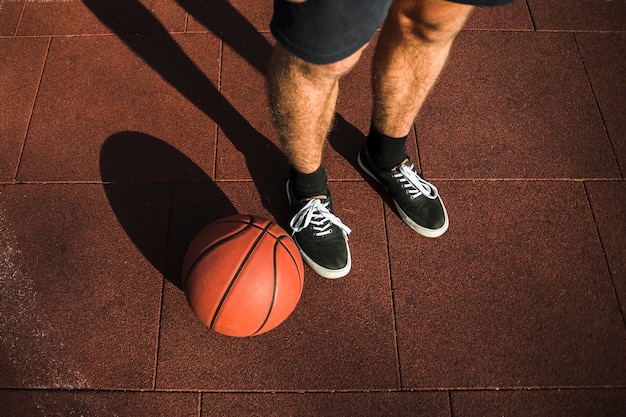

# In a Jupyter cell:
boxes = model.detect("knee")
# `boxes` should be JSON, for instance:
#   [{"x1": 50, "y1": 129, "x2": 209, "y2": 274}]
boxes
[
  {"x1": 390, "y1": 1, "x2": 473, "y2": 45},
  {"x1": 405, "y1": 18, "x2": 462, "y2": 45}
]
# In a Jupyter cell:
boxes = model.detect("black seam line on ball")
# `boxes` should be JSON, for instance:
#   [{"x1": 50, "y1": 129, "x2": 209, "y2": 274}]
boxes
[{"x1": 210, "y1": 221, "x2": 273, "y2": 331}]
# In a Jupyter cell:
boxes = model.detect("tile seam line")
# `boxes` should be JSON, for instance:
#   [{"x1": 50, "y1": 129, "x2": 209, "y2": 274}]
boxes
[
  {"x1": 2, "y1": 386, "x2": 625, "y2": 394},
  {"x1": 151, "y1": 271, "x2": 167, "y2": 391},
  {"x1": 12, "y1": 36, "x2": 51, "y2": 183},
  {"x1": 4, "y1": 29, "x2": 623, "y2": 40},
  {"x1": 2, "y1": 30, "x2": 272, "y2": 39},
  {"x1": 530, "y1": 29, "x2": 626, "y2": 34},
  {"x1": 572, "y1": 32, "x2": 624, "y2": 179},
  {"x1": 213, "y1": 34, "x2": 224, "y2": 180},
  {"x1": 17, "y1": 385, "x2": 626, "y2": 392},
  {"x1": 381, "y1": 198, "x2": 403, "y2": 390},
  {"x1": 151, "y1": 184, "x2": 174, "y2": 391},
  {"x1": 4, "y1": 178, "x2": 624, "y2": 186},
  {"x1": 524, "y1": 0, "x2": 536, "y2": 31},
  {"x1": 582, "y1": 181, "x2": 626, "y2": 330},
  {"x1": 7, "y1": 28, "x2": 624, "y2": 41},
  {"x1": 1, "y1": 31, "x2": 190, "y2": 40},
  {"x1": 462, "y1": 28, "x2": 535, "y2": 32},
  {"x1": 433, "y1": 177, "x2": 622, "y2": 181},
  {"x1": 13, "y1": 0, "x2": 26, "y2": 36},
  {"x1": 447, "y1": 390, "x2": 454, "y2": 417},
  {"x1": 334, "y1": 177, "x2": 626, "y2": 181}
]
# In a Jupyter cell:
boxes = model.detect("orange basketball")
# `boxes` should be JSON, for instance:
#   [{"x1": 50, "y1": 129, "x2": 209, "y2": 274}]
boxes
[{"x1": 181, "y1": 214, "x2": 304, "y2": 337}]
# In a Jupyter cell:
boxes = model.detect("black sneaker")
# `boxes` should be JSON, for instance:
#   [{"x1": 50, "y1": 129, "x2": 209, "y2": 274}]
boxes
[
  {"x1": 286, "y1": 180, "x2": 351, "y2": 279},
  {"x1": 358, "y1": 146, "x2": 449, "y2": 237}
]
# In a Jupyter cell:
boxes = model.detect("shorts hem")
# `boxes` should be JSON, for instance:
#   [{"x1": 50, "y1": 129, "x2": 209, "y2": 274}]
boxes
[
  {"x1": 270, "y1": 22, "x2": 377, "y2": 65},
  {"x1": 448, "y1": 0, "x2": 517, "y2": 6}
]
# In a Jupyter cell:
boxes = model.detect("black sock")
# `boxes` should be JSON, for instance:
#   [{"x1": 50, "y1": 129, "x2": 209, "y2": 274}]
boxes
[
  {"x1": 366, "y1": 125, "x2": 408, "y2": 170},
  {"x1": 290, "y1": 165, "x2": 329, "y2": 201}
]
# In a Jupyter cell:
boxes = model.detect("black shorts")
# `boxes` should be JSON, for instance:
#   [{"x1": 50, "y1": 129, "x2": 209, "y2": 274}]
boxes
[{"x1": 270, "y1": 0, "x2": 516, "y2": 65}]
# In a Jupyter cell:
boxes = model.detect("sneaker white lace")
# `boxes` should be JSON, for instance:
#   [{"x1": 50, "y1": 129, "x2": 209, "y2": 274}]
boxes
[
  {"x1": 289, "y1": 198, "x2": 352, "y2": 237},
  {"x1": 395, "y1": 163, "x2": 438, "y2": 200},
  {"x1": 358, "y1": 147, "x2": 448, "y2": 238}
]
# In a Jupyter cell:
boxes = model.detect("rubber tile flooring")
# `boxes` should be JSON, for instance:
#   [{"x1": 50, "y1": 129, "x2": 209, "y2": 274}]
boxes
[{"x1": 1, "y1": 0, "x2": 625, "y2": 416}]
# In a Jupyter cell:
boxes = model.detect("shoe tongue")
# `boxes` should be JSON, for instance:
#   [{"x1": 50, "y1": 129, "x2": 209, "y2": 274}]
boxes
[
  {"x1": 391, "y1": 157, "x2": 411, "y2": 172},
  {"x1": 301, "y1": 195, "x2": 328, "y2": 203}
]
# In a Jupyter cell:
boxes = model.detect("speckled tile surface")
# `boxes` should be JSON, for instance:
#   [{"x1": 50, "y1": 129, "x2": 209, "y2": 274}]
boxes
[
  {"x1": 416, "y1": 31, "x2": 619, "y2": 180},
  {"x1": 387, "y1": 180, "x2": 626, "y2": 389},
  {"x1": 575, "y1": 32, "x2": 626, "y2": 175},
  {"x1": 527, "y1": 0, "x2": 626, "y2": 31},
  {"x1": 18, "y1": 0, "x2": 187, "y2": 36},
  {"x1": 1, "y1": 0, "x2": 624, "y2": 414},
  {"x1": 16, "y1": 33, "x2": 220, "y2": 182},
  {"x1": 0, "y1": 38, "x2": 48, "y2": 181},
  {"x1": 0, "y1": 0, "x2": 23, "y2": 35},
  {"x1": 156, "y1": 182, "x2": 400, "y2": 391},
  {"x1": 0, "y1": 184, "x2": 166, "y2": 389}
]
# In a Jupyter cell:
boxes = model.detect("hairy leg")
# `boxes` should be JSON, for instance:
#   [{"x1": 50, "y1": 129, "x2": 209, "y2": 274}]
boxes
[
  {"x1": 268, "y1": 44, "x2": 366, "y2": 174},
  {"x1": 372, "y1": 0, "x2": 474, "y2": 138}
]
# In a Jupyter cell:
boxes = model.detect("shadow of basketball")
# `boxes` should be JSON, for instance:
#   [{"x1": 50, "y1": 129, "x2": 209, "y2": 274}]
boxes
[{"x1": 100, "y1": 131, "x2": 237, "y2": 288}]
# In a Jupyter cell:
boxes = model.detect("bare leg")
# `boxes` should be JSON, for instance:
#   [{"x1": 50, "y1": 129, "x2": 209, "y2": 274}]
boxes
[
  {"x1": 268, "y1": 43, "x2": 367, "y2": 174},
  {"x1": 268, "y1": 44, "x2": 366, "y2": 279},
  {"x1": 357, "y1": 0, "x2": 472, "y2": 238},
  {"x1": 372, "y1": 0, "x2": 474, "y2": 138}
]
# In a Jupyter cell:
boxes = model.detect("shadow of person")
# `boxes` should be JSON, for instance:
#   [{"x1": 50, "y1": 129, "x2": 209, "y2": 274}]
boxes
[
  {"x1": 175, "y1": 0, "x2": 273, "y2": 76},
  {"x1": 83, "y1": 0, "x2": 287, "y2": 216},
  {"x1": 100, "y1": 131, "x2": 237, "y2": 289},
  {"x1": 327, "y1": 113, "x2": 368, "y2": 172}
]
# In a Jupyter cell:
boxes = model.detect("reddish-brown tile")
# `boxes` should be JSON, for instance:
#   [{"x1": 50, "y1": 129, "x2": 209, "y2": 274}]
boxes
[
  {"x1": 387, "y1": 180, "x2": 626, "y2": 388},
  {"x1": 215, "y1": 32, "x2": 286, "y2": 182},
  {"x1": 18, "y1": 0, "x2": 186, "y2": 36},
  {"x1": 528, "y1": 0, "x2": 626, "y2": 31},
  {"x1": 17, "y1": 33, "x2": 219, "y2": 182},
  {"x1": 576, "y1": 33, "x2": 626, "y2": 175},
  {"x1": 0, "y1": 0, "x2": 24, "y2": 35},
  {"x1": 0, "y1": 37, "x2": 48, "y2": 182},
  {"x1": 586, "y1": 180, "x2": 626, "y2": 319},
  {"x1": 417, "y1": 32, "x2": 619, "y2": 180},
  {"x1": 0, "y1": 390, "x2": 198, "y2": 416},
  {"x1": 163, "y1": 181, "x2": 238, "y2": 289},
  {"x1": 3, "y1": 0, "x2": 622, "y2": 403},
  {"x1": 0, "y1": 184, "x2": 167, "y2": 389},
  {"x1": 201, "y1": 392, "x2": 450, "y2": 417},
  {"x1": 465, "y1": 1, "x2": 533, "y2": 31},
  {"x1": 99, "y1": 131, "x2": 212, "y2": 184},
  {"x1": 450, "y1": 388, "x2": 626, "y2": 417},
  {"x1": 186, "y1": 0, "x2": 272, "y2": 33},
  {"x1": 157, "y1": 181, "x2": 399, "y2": 390}
]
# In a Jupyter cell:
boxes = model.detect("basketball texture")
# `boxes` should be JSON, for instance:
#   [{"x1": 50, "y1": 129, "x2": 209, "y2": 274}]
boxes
[{"x1": 181, "y1": 215, "x2": 304, "y2": 337}]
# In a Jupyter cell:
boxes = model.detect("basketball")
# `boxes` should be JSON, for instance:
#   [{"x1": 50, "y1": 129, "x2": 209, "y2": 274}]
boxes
[{"x1": 181, "y1": 214, "x2": 304, "y2": 337}]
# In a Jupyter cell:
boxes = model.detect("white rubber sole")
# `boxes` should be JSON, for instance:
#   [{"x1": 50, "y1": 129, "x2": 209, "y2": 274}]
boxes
[
  {"x1": 357, "y1": 152, "x2": 449, "y2": 238},
  {"x1": 286, "y1": 180, "x2": 352, "y2": 279},
  {"x1": 395, "y1": 200, "x2": 449, "y2": 238}
]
